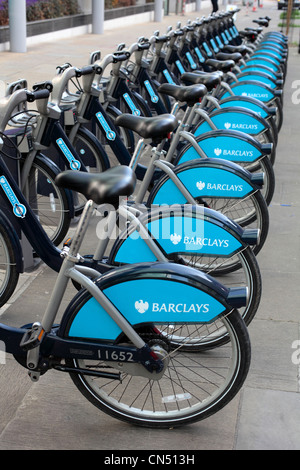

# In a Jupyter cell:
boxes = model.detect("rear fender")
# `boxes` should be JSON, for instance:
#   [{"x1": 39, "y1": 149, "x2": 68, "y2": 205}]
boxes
[
  {"x1": 176, "y1": 129, "x2": 271, "y2": 165},
  {"x1": 108, "y1": 204, "x2": 259, "y2": 265},
  {"x1": 148, "y1": 157, "x2": 264, "y2": 206},
  {"x1": 194, "y1": 106, "x2": 270, "y2": 136},
  {"x1": 58, "y1": 261, "x2": 247, "y2": 342}
]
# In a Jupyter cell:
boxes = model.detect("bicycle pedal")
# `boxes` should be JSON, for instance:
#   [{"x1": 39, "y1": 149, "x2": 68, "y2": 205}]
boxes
[{"x1": 20, "y1": 322, "x2": 45, "y2": 351}]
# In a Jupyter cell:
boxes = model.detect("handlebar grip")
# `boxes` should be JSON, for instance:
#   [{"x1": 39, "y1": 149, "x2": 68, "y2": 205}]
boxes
[
  {"x1": 155, "y1": 35, "x2": 170, "y2": 43},
  {"x1": 138, "y1": 43, "x2": 150, "y2": 50},
  {"x1": 27, "y1": 89, "x2": 50, "y2": 102},
  {"x1": 78, "y1": 65, "x2": 95, "y2": 77},
  {"x1": 112, "y1": 52, "x2": 130, "y2": 63}
]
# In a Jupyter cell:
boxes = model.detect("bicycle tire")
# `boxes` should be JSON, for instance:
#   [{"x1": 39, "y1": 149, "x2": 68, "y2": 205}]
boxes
[
  {"x1": 21, "y1": 156, "x2": 71, "y2": 246},
  {"x1": 254, "y1": 128, "x2": 276, "y2": 166},
  {"x1": 217, "y1": 155, "x2": 275, "y2": 206},
  {"x1": 0, "y1": 221, "x2": 20, "y2": 307},
  {"x1": 273, "y1": 96, "x2": 283, "y2": 132},
  {"x1": 65, "y1": 308, "x2": 251, "y2": 428},
  {"x1": 198, "y1": 191, "x2": 269, "y2": 256},
  {"x1": 243, "y1": 154, "x2": 275, "y2": 206},
  {"x1": 177, "y1": 244, "x2": 261, "y2": 330}
]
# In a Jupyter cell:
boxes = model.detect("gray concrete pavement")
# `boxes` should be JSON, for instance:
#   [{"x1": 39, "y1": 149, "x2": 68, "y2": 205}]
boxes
[{"x1": 0, "y1": 0, "x2": 299, "y2": 451}]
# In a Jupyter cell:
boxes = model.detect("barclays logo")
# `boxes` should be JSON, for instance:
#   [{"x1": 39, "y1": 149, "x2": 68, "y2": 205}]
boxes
[
  {"x1": 196, "y1": 181, "x2": 205, "y2": 190},
  {"x1": 214, "y1": 148, "x2": 254, "y2": 158},
  {"x1": 134, "y1": 299, "x2": 210, "y2": 314},
  {"x1": 135, "y1": 300, "x2": 149, "y2": 314},
  {"x1": 196, "y1": 178, "x2": 243, "y2": 192},
  {"x1": 170, "y1": 233, "x2": 182, "y2": 245}
]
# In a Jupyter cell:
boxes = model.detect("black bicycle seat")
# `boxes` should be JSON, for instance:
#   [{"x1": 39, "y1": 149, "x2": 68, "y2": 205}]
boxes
[
  {"x1": 253, "y1": 18, "x2": 268, "y2": 27},
  {"x1": 115, "y1": 113, "x2": 178, "y2": 140},
  {"x1": 180, "y1": 71, "x2": 221, "y2": 91},
  {"x1": 55, "y1": 166, "x2": 136, "y2": 206},
  {"x1": 158, "y1": 83, "x2": 207, "y2": 105},
  {"x1": 205, "y1": 58, "x2": 235, "y2": 73},
  {"x1": 216, "y1": 52, "x2": 242, "y2": 63},
  {"x1": 222, "y1": 44, "x2": 252, "y2": 56}
]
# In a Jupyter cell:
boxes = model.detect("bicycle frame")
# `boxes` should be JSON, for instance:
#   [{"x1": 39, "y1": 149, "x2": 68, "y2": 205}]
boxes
[{"x1": 0, "y1": 200, "x2": 160, "y2": 377}]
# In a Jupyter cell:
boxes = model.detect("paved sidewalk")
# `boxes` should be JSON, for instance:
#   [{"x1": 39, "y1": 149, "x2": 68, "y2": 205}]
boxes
[{"x1": 0, "y1": 0, "x2": 300, "y2": 451}]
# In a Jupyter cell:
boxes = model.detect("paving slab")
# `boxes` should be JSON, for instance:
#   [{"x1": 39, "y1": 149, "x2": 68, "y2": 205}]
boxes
[{"x1": 236, "y1": 388, "x2": 300, "y2": 450}]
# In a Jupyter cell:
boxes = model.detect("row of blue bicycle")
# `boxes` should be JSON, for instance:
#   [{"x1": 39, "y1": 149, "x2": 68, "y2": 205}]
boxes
[{"x1": 0, "y1": 9, "x2": 287, "y2": 427}]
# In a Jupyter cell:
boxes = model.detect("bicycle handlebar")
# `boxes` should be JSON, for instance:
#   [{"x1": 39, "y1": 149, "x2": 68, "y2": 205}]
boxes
[
  {"x1": 51, "y1": 64, "x2": 102, "y2": 105},
  {"x1": 112, "y1": 51, "x2": 131, "y2": 63},
  {"x1": 0, "y1": 86, "x2": 52, "y2": 132},
  {"x1": 32, "y1": 80, "x2": 53, "y2": 93},
  {"x1": 26, "y1": 89, "x2": 50, "y2": 102},
  {"x1": 149, "y1": 34, "x2": 169, "y2": 44}
]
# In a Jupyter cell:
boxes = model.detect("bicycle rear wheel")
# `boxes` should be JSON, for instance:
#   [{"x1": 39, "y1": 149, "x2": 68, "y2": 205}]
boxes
[
  {"x1": 66, "y1": 309, "x2": 250, "y2": 428},
  {"x1": 197, "y1": 190, "x2": 269, "y2": 256},
  {"x1": 177, "y1": 244, "x2": 261, "y2": 333}
]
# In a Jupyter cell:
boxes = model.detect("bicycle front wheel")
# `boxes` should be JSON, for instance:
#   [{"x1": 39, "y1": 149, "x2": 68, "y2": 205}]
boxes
[
  {"x1": 22, "y1": 156, "x2": 71, "y2": 246},
  {"x1": 0, "y1": 220, "x2": 19, "y2": 307},
  {"x1": 66, "y1": 309, "x2": 251, "y2": 428}
]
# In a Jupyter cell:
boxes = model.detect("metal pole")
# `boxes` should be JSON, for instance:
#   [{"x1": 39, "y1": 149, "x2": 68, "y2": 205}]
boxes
[
  {"x1": 9, "y1": 0, "x2": 27, "y2": 53},
  {"x1": 196, "y1": 0, "x2": 202, "y2": 11},
  {"x1": 92, "y1": 0, "x2": 104, "y2": 34},
  {"x1": 154, "y1": 0, "x2": 163, "y2": 22},
  {"x1": 286, "y1": 0, "x2": 293, "y2": 36}
]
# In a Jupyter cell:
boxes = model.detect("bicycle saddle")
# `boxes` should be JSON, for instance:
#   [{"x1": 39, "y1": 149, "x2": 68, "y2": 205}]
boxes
[
  {"x1": 180, "y1": 72, "x2": 221, "y2": 91},
  {"x1": 205, "y1": 58, "x2": 235, "y2": 73},
  {"x1": 253, "y1": 18, "x2": 269, "y2": 27},
  {"x1": 115, "y1": 113, "x2": 178, "y2": 140},
  {"x1": 216, "y1": 52, "x2": 242, "y2": 63},
  {"x1": 55, "y1": 166, "x2": 136, "y2": 206},
  {"x1": 157, "y1": 83, "x2": 207, "y2": 105},
  {"x1": 222, "y1": 45, "x2": 252, "y2": 56}
]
